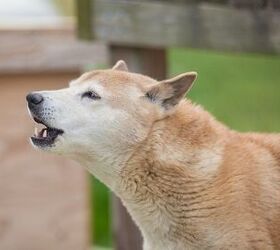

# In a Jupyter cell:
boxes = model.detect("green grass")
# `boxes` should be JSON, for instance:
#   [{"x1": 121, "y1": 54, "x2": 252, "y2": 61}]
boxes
[
  {"x1": 169, "y1": 48, "x2": 280, "y2": 132},
  {"x1": 94, "y1": 247, "x2": 112, "y2": 250},
  {"x1": 92, "y1": 48, "x2": 280, "y2": 247},
  {"x1": 90, "y1": 176, "x2": 112, "y2": 247}
]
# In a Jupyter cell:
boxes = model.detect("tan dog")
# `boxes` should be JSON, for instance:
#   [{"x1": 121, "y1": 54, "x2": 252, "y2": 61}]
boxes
[{"x1": 26, "y1": 61, "x2": 280, "y2": 249}]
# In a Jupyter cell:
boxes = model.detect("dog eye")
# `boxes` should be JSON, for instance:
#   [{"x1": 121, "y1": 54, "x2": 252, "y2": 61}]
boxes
[{"x1": 82, "y1": 91, "x2": 101, "y2": 100}]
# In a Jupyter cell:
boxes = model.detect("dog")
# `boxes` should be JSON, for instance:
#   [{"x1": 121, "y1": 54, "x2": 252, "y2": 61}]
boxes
[{"x1": 26, "y1": 61, "x2": 280, "y2": 249}]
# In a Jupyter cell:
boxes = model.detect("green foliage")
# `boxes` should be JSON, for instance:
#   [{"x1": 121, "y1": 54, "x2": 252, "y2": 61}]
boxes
[
  {"x1": 90, "y1": 176, "x2": 112, "y2": 247},
  {"x1": 169, "y1": 48, "x2": 280, "y2": 132}
]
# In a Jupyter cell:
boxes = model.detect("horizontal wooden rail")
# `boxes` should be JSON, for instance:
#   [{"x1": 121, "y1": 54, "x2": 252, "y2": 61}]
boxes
[
  {"x1": 0, "y1": 20, "x2": 107, "y2": 74},
  {"x1": 90, "y1": 0, "x2": 280, "y2": 54}
]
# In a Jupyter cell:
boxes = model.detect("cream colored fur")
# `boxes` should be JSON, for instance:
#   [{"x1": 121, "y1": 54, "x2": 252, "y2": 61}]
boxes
[{"x1": 28, "y1": 61, "x2": 280, "y2": 249}]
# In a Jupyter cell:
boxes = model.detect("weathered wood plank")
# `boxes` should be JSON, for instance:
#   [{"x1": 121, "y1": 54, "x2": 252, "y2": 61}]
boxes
[
  {"x1": 229, "y1": 0, "x2": 280, "y2": 9},
  {"x1": 110, "y1": 45, "x2": 167, "y2": 250},
  {"x1": 228, "y1": 0, "x2": 268, "y2": 9},
  {"x1": 91, "y1": 0, "x2": 280, "y2": 54},
  {"x1": 112, "y1": 198, "x2": 142, "y2": 250},
  {"x1": 0, "y1": 24, "x2": 107, "y2": 74}
]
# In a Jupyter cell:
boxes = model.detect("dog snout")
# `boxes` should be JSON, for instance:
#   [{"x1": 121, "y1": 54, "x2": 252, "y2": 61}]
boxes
[{"x1": 26, "y1": 93, "x2": 44, "y2": 106}]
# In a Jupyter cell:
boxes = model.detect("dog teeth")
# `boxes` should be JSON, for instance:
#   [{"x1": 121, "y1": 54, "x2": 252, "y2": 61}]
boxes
[
  {"x1": 34, "y1": 127, "x2": 39, "y2": 137},
  {"x1": 42, "y1": 129, "x2": 47, "y2": 138}
]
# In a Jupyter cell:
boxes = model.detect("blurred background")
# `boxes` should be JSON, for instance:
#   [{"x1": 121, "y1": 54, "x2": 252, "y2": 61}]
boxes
[{"x1": 0, "y1": 0, "x2": 279, "y2": 250}]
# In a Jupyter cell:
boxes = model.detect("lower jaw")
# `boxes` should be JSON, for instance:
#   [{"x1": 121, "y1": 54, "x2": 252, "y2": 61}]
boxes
[{"x1": 30, "y1": 136, "x2": 57, "y2": 148}]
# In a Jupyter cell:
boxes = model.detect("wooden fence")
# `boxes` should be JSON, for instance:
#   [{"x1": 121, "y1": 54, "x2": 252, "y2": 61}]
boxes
[{"x1": 77, "y1": 0, "x2": 280, "y2": 249}]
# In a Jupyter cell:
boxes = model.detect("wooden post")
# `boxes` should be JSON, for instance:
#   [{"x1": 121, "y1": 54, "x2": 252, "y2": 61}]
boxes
[
  {"x1": 76, "y1": 0, "x2": 92, "y2": 40},
  {"x1": 109, "y1": 45, "x2": 167, "y2": 250}
]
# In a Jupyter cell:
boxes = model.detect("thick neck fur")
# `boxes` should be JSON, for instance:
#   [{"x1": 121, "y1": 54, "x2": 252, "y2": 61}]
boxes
[
  {"x1": 81, "y1": 100, "x2": 280, "y2": 249},
  {"x1": 117, "y1": 101, "x2": 230, "y2": 249}
]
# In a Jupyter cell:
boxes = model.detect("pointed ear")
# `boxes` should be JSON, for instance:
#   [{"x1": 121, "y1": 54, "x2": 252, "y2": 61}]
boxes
[
  {"x1": 112, "y1": 60, "x2": 128, "y2": 72},
  {"x1": 145, "y1": 72, "x2": 197, "y2": 109}
]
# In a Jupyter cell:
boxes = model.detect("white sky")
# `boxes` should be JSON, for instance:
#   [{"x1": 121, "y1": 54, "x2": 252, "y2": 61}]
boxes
[{"x1": 0, "y1": 0, "x2": 58, "y2": 17}]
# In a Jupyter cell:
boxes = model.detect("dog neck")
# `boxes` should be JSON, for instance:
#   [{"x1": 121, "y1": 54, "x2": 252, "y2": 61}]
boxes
[
  {"x1": 77, "y1": 101, "x2": 229, "y2": 247},
  {"x1": 77, "y1": 146, "x2": 135, "y2": 191},
  {"x1": 115, "y1": 101, "x2": 229, "y2": 247}
]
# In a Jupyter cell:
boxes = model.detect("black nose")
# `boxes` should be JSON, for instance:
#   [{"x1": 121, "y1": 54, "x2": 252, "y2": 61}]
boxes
[{"x1": 26, "y1": 93, "x2": 44, "y2": 105}]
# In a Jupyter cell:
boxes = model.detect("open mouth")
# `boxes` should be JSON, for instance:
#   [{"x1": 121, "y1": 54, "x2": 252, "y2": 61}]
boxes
[{"x1": 31, "y1": 117, "x2": 64, "y2": 147}]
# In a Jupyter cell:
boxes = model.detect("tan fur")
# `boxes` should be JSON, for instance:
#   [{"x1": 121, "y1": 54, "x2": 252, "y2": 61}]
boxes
[
  {"x1": 119, "y1": 103, "x2": 280, "y2": 249},
  {"x1": 86, "y1": 69, "x2": 280, "y2": 249},
  {"x1": 29, "y1": 62, "x2": 280, "y2": 249}
]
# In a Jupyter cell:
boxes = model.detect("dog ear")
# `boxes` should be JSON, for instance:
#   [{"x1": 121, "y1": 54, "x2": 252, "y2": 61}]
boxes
[
  {"x1": 112, "y1": 60, "x2": 128, "y2": 72},
  {"x1": 145, "y1": 72, "x2": 197, "y2": 109}
]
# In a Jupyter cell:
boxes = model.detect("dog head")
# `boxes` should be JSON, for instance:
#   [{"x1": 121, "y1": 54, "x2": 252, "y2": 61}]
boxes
[{"x1": 26, "y1": 61, "x2": 196, "y2": 174}]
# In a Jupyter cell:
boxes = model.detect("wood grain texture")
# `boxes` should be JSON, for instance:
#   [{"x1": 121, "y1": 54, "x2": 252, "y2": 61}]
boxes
[
  {"x1": 0, "y1": 24, "x2": 107, "y2": 74},
  {"x1": 229, "y1": 0, "x2": 280, "y2": 9},
  {"x1": 0, "y1": 73, "x2": 90, "y2": 250},
  {"x1": 90, "y1": 0, "x2": 280, "y2": 54}
]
